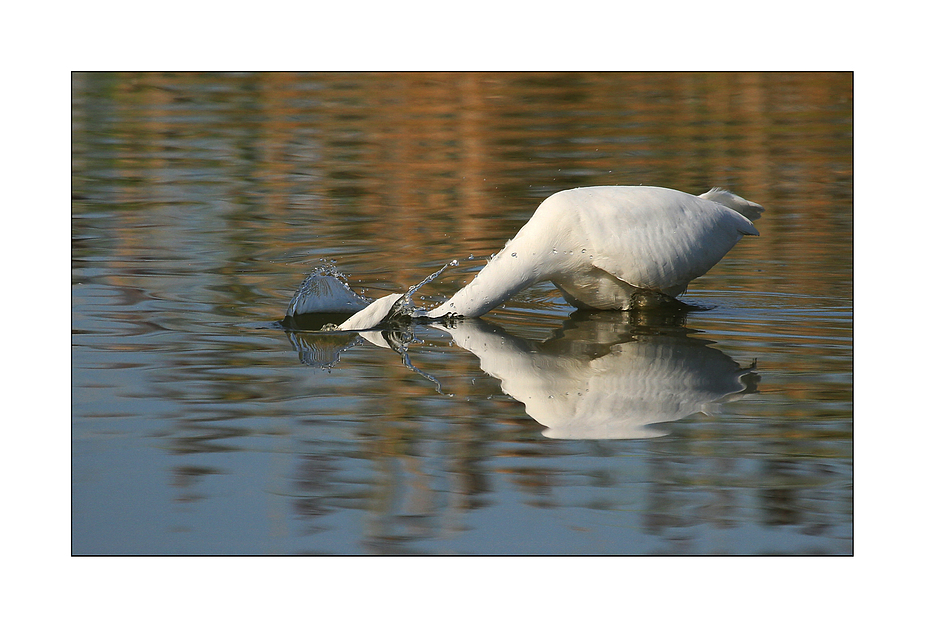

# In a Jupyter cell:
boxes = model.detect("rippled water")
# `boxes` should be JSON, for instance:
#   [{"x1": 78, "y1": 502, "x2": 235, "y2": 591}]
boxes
[{"x1": 72, "y1": 72, "x2": 852, "y2": 555}]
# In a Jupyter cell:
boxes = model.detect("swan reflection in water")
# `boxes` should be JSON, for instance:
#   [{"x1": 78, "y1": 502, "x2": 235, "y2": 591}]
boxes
[{"x1": 285, "y1": 309, "x2": 758, "y2": 440}]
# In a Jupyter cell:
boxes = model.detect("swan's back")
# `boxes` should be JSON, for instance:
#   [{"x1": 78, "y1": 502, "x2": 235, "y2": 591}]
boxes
[{"x1": 532, "y1": 186, "x2": 761, "y2": 296}]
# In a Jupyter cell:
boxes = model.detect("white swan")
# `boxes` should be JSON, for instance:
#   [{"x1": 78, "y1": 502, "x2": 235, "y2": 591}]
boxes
[{"x1": 318, "y1": 185, "x2": 762, "y2": 331}]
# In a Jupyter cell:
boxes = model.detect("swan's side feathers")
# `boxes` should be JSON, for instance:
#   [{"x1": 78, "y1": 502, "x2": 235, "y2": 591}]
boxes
[
  {"x1": 548, "y1": 186, "x2": 757, "y2": 297},
  {"x1": 699, "y1": 187, "x2": 764, "y2": 224},
  {"x1": 337, "y1": 293, "x2": 404, "y2": 331}
]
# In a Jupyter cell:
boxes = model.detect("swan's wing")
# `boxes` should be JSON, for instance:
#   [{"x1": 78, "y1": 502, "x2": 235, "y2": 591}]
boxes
[{"x1": 556, "y1": 187, "x2": 757, "y2": 292}]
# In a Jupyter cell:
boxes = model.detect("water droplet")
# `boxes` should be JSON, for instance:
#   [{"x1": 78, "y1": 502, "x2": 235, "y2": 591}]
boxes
[
  {"x1": 468, "y1": 253, "x2": 475, "y2": 260},
  {"x1": 511, "y1": 252, "x2": 517, "y2": 258},
  {"x1": 552, "y1": 248, "x2": 558, "y2": 255}
]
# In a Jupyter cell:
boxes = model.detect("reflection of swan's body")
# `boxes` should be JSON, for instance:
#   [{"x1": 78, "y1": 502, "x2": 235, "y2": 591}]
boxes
[
  {"x1": 439, "y1": 314, "x2": 756, "y2": 439},
  {"x1": 331, "y1": 186, "x2": 762, "y2": 330}
]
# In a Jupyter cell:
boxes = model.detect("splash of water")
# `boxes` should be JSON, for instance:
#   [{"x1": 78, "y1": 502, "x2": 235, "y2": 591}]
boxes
[
  {"x1": 298, "y1": 259, "x2": 352, "y2": 287},
  {"x1": 389, "y1": 259, "x2": 459, "y2": 319},
  {"x1": 285, "y1": 259, "x2": 370, "y2": 320},
  {"x1": 288, "y1": 258, "x2": 461, "y2": 330}
]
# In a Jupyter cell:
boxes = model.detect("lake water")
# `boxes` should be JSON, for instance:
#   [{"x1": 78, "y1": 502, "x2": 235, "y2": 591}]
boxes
[{"x1": 72, "y1": 72, "x2": 852, "y2": 555}]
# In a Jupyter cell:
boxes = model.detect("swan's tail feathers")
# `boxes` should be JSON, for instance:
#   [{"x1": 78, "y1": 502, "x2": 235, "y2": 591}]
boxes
[{"x1": 700, "y1": 188, "x2": 764, "y2": 222}]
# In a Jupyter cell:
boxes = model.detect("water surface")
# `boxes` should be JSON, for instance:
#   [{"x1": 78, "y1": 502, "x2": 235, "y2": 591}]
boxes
[{"x1": 72, "y1": 72, "x2": 852, "y2": 554}]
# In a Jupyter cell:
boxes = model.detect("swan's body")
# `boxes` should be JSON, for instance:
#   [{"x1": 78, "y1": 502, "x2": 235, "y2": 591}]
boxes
[
  {"x1": 312, "y1": 185, "x2": 763, "y2": 331},
  {"x1": 427, "y1": 186, "x2": 762, "y2": 318}
]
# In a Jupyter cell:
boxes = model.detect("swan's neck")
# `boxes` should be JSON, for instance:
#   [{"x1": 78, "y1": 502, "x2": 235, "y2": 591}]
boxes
[{"x1": 428, "y1": 238, "x2": 550, "y2": 318}]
